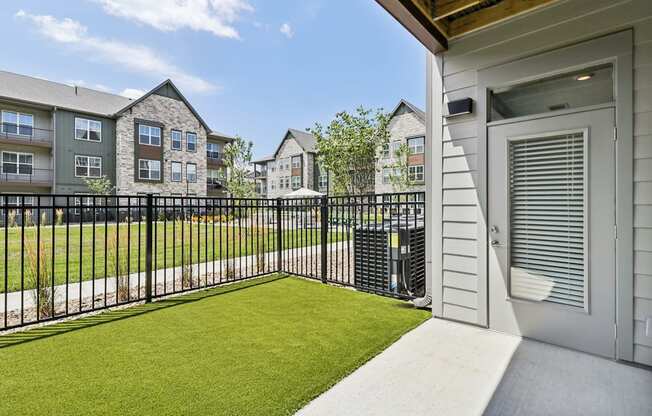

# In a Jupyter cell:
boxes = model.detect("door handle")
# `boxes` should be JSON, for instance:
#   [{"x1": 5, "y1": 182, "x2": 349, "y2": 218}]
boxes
[{"x1": 490, "y1": 240, "x2": 503, "y2": 247}]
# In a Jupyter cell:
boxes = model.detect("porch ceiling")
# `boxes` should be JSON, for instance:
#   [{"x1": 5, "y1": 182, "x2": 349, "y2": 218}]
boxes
[{"x1": 376, "y1": 0, "x2": 560, "y2": 53}]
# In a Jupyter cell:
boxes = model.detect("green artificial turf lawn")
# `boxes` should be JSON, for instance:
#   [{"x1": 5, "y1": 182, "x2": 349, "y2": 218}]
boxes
[
  {"x1": 0, "y1": 223, "x2": 348, "y2": 292},
  {"x1": 0, "y1": 275, "x2": 430, "y2": 415}
]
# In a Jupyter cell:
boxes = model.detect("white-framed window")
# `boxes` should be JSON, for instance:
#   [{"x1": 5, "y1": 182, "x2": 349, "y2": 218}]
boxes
[
  {"x1": 382, "y1": 167, "x2": 392, "y2": 184},
  {"x1": 186, "y1": 132, "x2": 197, "y2": 152},
  {"x1": 139, "y1": 124, "x2": 161, "y2": 146},
  {"x1": 171, "y1": 130, "x2": 182, "y2": 150},
  {"x1": 291, "y1": 156, "x2": 301, "y2": 169},
  {"x1": 73, "y1": 193, "x2": 95, "y2": 215},
  {"x1": 269, "y1": 162, "x2": 275, "y2": 173},
  {"x1": 318, "y1": 174, "x2": 328, "y2": 190},
  {"x1": 2, "y1": 151, "x2": 33, "y2": 175},
  {"x1": 75, "y1": 117, "x2": 101, "y2": 142},
  {"x1": 407, "y1": 136, "x2": 425, "y2": 154},
  {"x1": 186, "y1": 163, "x2": 197, "y2": 183},
  {"x1": 207, "y1": 168, "x2": 225, "y2": 183},
  {"x1": 291, "y1": 176, "x2": 301, "y2": 189},
  {"x1": 2, "y1": 194, "x2": 34, "y2": 206},
  {"x1": 408, "y1": 165, "x2": 424, "y2": 182},
  {"x1": 139, "y1": 159, "x2": 161, "y2": 180},
  {"x1": 2, "y1": 111, "x2": 34, "y2": 136},
  {"x1": 270, "y1": 180, "x2": 276, "y2": 191},
  {"x1": 171, "y1": 161, "x2": 182, "y2": 182},
  {"x1": 74, "y1": 155, "x2": 102, "y2": 178},
  {"x1": 390, "y1": 142, "x2": 402, "y2": 157},
  {"x1": 381, "y1": 143, "x2": 390, "y2": 159},
  {"x1": 207, "y1": 142, "x2": 220, "y2": 159}
]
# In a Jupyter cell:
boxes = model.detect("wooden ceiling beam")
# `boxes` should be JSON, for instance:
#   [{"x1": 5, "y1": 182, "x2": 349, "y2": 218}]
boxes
[
  {"x1": 433, "y1": 0, "x2": 482, "y2": 21},
  {"x1": 448, "y1": 0, "x2": 558, "y2": 38}
]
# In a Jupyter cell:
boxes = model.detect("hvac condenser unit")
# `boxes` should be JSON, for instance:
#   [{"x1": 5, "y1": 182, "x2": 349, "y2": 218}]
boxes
[{"x1": 353, "y1": 219, "x2": 425, "y2": 297}]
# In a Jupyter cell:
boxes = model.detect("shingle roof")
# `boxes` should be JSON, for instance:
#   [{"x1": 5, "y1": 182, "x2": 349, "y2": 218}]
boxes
[
  {"x1": 252, "y1": 154, "x2": 275, "y2": 163},
  {"x1": 389, "y1": 99, "x2": 425, "y2": 123},
  {"x1": 286, "y1": 128, "x2": 316, "y2": 153},
  {"x1": 0, "y1": 70, "x2": 132, "y2": 116}
]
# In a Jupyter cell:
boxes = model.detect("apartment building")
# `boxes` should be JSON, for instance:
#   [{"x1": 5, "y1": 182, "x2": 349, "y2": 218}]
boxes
[
  {"x1": 253, "y1": 128, "x2": 326, "y2": 198},
  {"x1": 0, "y1": 71, "x2": 232, "y2": 208},
  {"x1": 376, "y1": 99, "x2": 426, "y2": 194}
]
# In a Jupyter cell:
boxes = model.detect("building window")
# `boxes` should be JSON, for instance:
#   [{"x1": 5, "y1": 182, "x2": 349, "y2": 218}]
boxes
[
  {"x1": 382, "y1": 167, "x2": 391, "y2": 184},
  {"x1": 291, "y1": 176, "x2": 301, "y2": 190},
  {"x1": 2, "y1": 151, "x2": 33, "y2": 175},
  {"x1": 381, "y1": 143, "x2": 390, "y2": 159},
  {"x1": 171, "y1": 161, "x2": 182, "y2": 182},
  {"x1": 408, "y1": 165, "x2": 424, "y2": 182},
  {"x1": 186, "y1": 163, "x2": 197, "y2": 183},
  {"x1": 186, "y1": 132, "x2": 197, "y2": 152},
  {"x1": 75, "y1": 155, "x2": 102, "y2": 178},
  {"x1": 2, "y1": 194, "x2": 34, "y2": 206},
  {"x1": 207, "y1": 142, "x2": 220, "y2": 159},
  {"x1": 171, "y1": 130, "x2": 182, "y2": 150},
  {"x1": 318, "y1": 174, "x2": 328, "y2": 190},
  {"x1": 75, "y1": 117, "x2": 101, "y2": 142},
  {"x1": 407, "y1": 136, "x2": 425, "y2": 154},
  {"x1": 269, "y1": 162, "x2": 275, "y2": 173},
  {"x1": 270, "y1": 180, "x2": 276, "y2": 191},
  {"x1": 73, "y1": 194, "x2": 95, "y2": 216},
  {"x1": 139, "y1": 125, "x2": 161, "y2": 146},
  {"x1": 291, "y1": 156, "x2": 301, "y2": 169},
  {"x1": 2, "y1": 111, "x2": 33, "y2": 136},
  {"x1": 139, "y1": 159, "x2": 161, "y2": 180}
]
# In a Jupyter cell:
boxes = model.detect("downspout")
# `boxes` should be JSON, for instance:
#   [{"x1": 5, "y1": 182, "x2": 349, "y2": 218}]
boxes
[{"x1": 51, "y1": 107, "x2": 57, "y2": 193}]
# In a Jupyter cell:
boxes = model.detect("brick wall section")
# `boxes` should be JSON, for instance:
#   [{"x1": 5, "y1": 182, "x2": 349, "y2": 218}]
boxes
[
  {"x1": 375, "y1": 108, "x2": 426, "y2": 194},
  {"x1": 116, "y1": 94, "x2": 207, "y2": 195}
]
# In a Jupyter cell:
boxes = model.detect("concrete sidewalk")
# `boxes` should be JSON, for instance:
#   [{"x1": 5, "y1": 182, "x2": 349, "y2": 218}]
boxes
[{"x1": 297, "y1": 319, "x2": 652, "y2": 416}]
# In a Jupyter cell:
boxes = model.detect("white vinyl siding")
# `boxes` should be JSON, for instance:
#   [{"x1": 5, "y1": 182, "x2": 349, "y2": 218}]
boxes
[{"x1": 435, "y1": 0, "x2": 651, "y2": 364}]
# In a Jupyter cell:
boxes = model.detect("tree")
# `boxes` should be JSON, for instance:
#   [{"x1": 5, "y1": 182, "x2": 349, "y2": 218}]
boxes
[
  {"x1": 385, "y1": 143, "x2": 412, "y2": 192},
  {"x1": 83, "y1": 175, "x2": 114, "y2": 194},
  {"x1": 224, "y1": 135, "x2": 255, "y2": 198},
  {"x1": 311, "y1": 106, "x2": 390, "y2": 195}
]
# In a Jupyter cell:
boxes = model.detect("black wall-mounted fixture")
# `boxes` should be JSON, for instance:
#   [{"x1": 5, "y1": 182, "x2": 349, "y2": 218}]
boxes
[{"x1": 445, "y1": 98, "x2": 473, "y2": 118}]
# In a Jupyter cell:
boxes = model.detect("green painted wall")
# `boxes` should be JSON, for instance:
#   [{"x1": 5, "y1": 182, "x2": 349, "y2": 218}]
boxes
[{"x1": 54, "y1": 110, "x2": 116, "y2": 193}]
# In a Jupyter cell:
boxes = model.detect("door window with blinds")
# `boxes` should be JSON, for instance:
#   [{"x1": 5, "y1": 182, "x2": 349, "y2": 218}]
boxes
[{"x1": 508, "y1": 129, "x2": 588, "y2": 309}]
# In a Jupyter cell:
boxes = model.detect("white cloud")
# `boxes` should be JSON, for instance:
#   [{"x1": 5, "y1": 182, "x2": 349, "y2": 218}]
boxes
[
  {"x1": 94, "y1": 0, "x2": 253, "y2": 39},
  {"x1": 119, "y1": 88, "x2": 146, "y2": 99},
  {"x1": 279, "y1": 23, "x2": 294, "y2": 39},
  {"x1": 16, "y1": 10, "x2": 217, "y2": 93}
]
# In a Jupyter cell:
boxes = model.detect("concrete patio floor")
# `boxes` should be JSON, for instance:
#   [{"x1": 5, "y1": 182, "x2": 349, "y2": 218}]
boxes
[{"x1": 297, "y1": 318, "x2": 652, "y2": 416}]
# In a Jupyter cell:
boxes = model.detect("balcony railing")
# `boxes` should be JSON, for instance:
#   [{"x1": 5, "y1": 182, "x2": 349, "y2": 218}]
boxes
[
  {"x1": 0, "y1": 123, "x2": 54, "y2": 146},
  {"x1": 207, "y1": 177, "x2": 225, "y2": 189},
  {"x1": 0, "y1": 168, "x2": 53, "y2": 185},
  {"x1": 206, "y1": 151, "x2": 223, "y2": 163}
]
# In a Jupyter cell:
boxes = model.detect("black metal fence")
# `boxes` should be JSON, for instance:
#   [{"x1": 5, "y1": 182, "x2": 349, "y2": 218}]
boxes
[{"x1": 0, "y1": 192, "x2": 425, "y2": 330}]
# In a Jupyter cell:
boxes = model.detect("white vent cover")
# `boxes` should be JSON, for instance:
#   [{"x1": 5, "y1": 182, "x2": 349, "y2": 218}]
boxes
[{"x1": 509, "y1": 131, "x2": 587, "y2": 308}]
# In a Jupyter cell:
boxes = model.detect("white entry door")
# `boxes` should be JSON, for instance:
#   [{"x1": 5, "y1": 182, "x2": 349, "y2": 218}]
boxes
[{"x1": 488, "y1": 108, "x2": 616, "y2": 358}]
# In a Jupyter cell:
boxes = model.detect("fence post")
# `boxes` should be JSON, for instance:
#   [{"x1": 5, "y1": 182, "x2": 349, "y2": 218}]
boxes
[
  {"x1": 320, "y1": 195, "x2": 328, "y2": 283},
  {"x1": 276, "y1": 198, "x2": 283, "y2": 273},
  {"x1": 145, "y1": 193, "x2": 153, "y2": 303}
]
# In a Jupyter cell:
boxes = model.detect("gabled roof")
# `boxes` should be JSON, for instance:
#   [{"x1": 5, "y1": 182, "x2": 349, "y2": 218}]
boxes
[
  {"x1": 0, "y1": 70, "x2": 132, "y2": 116},
  {"x1": 116, "y1": 79, "x2": 212, "y2": 132},
  {"x1": 208, "y1": 130, "x2": 235, "y2": 141},
  {"x1": 389, "y1": 99, "x2": 425, "y2": 123},
  {"x1": 273, "y1": 128, "x2": 317, "y2": 156}
]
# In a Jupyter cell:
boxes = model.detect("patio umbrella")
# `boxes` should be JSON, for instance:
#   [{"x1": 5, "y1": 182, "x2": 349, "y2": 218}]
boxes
[{"x1": 282, "y1": 187, "x2": 325, "y2": 198}]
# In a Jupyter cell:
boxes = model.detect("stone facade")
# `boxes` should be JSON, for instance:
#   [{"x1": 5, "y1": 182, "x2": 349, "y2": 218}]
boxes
[
  {"x1": 116, "y1": 94, "x2": 207, "y2": 196},
  {"x1": 375, "y1": 105, "x2": 426, "y2": 194},
  {"x1": 264, "y1": 134, "x2": 318, "y2": 199}
]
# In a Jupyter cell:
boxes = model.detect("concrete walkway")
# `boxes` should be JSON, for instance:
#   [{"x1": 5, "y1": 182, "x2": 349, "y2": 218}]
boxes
[{"x1": 297, "y1": 319, "x2": 652, "y2": 416}]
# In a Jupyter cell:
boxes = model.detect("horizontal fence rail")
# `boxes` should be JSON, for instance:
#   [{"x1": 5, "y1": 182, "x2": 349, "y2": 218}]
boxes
[{"x1": 0, "y1": 191, "x2": 425, "y2": 330}]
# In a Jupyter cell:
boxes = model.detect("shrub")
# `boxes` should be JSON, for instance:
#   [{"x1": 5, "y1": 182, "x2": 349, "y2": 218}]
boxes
[
  {"x1": 40, "y1": 211, "x2": 49, "y2": 226},
  {"x1": 55, "y1": 209, "x2": 64, "y2": 226},
  {"x1": 25, "y1": 238, "x2": 56, "y2": 319},
  {"x1": 108, "y1": 232, "x2": 130, "y2": 302},
  {"x1": 24, "y1": 210, "x2": 34, "y2": 227},
  {"x1": 7, "y1": 210, "x2": 17, "y2": 228}
]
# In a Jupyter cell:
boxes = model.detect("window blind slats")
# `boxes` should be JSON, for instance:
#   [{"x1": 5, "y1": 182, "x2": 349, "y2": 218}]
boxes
[{"x1": 509, "y1": 133, "x2": 586, "y2": 309}]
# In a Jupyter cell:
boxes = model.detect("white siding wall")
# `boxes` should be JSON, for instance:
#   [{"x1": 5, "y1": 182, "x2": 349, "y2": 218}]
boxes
[{"x1": 434, "y1": 0, "x2": 652, "y2": 364}]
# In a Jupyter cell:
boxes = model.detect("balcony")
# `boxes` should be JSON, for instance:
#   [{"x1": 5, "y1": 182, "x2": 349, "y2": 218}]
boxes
[
  {"x1": 206, "y1": 177, "x2": 225, "y2": 190},
  {"x1": 0, "y1": 168, "x2": 53, "y2": 186},
  {"x1": 206, "y1": 151, "x2": 224, "y2": 166},
  {"x1": 0, "y1": 123, "x2": 53, "y2": 148}
]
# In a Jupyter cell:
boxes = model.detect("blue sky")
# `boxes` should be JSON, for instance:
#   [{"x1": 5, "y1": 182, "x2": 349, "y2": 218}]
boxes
[{"x1": 1, "y1": 1, "x2": 425, "y2": 159}]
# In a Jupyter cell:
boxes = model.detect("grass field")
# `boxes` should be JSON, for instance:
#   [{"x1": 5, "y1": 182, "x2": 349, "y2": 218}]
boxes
[
  {"x1": 0, "y1": 275, "x2": 429, "y2": 415},
  {"x1": 0, "y1": 223, "x2": 347, "y2": 293}
]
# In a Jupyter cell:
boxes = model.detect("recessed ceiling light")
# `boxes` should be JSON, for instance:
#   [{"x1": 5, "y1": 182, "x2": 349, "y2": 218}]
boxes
[{"x1": 575, "y1": 73, "x2": 593, "y2": 81}]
